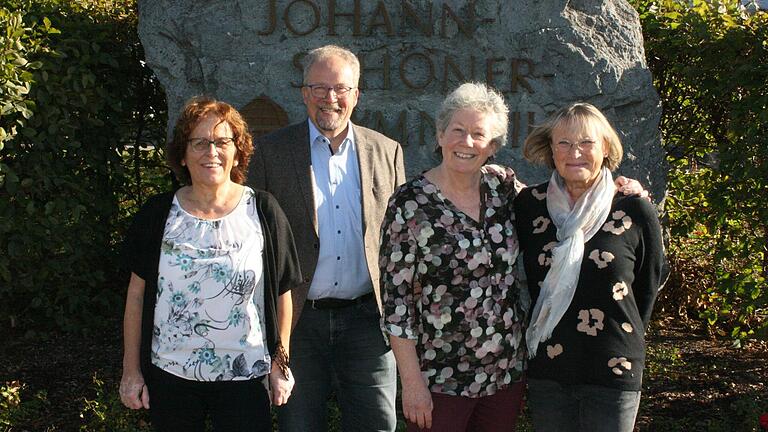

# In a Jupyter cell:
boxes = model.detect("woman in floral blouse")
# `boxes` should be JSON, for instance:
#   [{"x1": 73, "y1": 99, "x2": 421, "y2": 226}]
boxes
[
  {"x1": 120, "y1": 97, "x2": 301, "y2": 431},
  {"x1": 380, "y1": 83, "x2": 527, "y2": 431},
  {"x1": 514, "y1": 103, "x2": 666, "y2": 432}
]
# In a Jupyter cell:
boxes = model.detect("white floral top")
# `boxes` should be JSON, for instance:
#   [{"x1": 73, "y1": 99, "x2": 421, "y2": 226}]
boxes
[{"x1": 151, "y1": 187, "x2": 271, "y2": 381}]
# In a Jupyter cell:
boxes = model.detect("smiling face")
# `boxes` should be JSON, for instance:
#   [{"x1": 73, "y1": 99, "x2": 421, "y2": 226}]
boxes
[
  {"x1": 550, "y1": 118, "x2": 608, "y2": 190},
  {"x1": 437, "y1": 108, "x2": 497, "y2": 177},
  {"x1": 302, "y1": 55, "x2": 359, "y2": 139},
  {"x1": 182, "y1": 114, "x2": 236, "y2": 188}
]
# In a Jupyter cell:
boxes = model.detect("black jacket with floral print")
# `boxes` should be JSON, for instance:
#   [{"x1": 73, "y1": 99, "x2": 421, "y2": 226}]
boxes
[{"x1": 515, "y1": 182, "x2": 667, "y2": 391}]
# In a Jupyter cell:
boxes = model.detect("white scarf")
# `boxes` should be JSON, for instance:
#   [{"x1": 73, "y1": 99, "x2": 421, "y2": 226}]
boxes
[{"x1": 526, "y1": 167, "x2": 616, "y2": 358}]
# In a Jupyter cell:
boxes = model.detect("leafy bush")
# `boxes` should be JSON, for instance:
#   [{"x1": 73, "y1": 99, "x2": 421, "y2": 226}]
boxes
[
  {"x1": 79, "y1": 375, "x2": 151, "y2": 432},
  {"x1": 0, "y1": 0, "x2": 168, "y2": 333},
  {"x1": 633, "y1": 0, "x2": 768, "y2": 341},
  {"x1": 0, "y1": 381, "x2": 50, "y2": 430},
  {"x1": 0, "y1": 7, "x2": 55, "y2": 151}
]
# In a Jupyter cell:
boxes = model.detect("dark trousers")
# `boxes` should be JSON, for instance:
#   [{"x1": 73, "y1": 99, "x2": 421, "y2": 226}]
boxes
[
  {"x1": 277, "y1": 295, "x2": 397, "y2": 432},
  {"x1": 148, "y1": 365, "x2": 271, "y2": 432},
  {"x1": 527, "y1": 378, "x2": 641, "y2": 432},
  {"x1": 405, "y1": 380, "x2": 526, "y2": 432}
]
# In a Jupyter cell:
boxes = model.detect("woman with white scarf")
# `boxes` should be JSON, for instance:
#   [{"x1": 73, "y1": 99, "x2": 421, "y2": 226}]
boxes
[{"x1": 514, "y1": 103, "x2": 666, "y2": 432}]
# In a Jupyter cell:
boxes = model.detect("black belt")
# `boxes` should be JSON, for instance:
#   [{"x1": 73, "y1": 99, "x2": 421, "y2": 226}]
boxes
[{"x1": 306, "y1": 292, "x2": 374, "y2": 310}]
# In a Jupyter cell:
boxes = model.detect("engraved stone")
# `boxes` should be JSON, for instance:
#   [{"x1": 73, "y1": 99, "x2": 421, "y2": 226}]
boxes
[{"x1": 139, "y1": 0, "x2": 666, "y2": 199}]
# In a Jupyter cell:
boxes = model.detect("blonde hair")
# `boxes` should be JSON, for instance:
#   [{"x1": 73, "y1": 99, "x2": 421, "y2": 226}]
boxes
[{"x1": 523, "y1": 102, "x2": 623, "y2": 170}]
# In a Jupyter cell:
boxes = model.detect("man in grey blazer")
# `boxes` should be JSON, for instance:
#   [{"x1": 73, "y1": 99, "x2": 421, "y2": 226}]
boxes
[{"x1": 249, "y1": 45, "x2": 405, "y2": 431}]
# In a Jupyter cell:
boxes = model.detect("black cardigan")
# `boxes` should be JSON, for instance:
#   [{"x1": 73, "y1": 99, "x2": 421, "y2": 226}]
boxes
[
  {"x1": 124, "y1": 189, "x2": 302, "y2": 382},
  {"x1": 515, "y1": 183, "x2": 667, "y2": 391}
]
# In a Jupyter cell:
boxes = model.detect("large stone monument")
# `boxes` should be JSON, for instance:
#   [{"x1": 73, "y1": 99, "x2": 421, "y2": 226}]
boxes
[{"x1": 138, "y1": 0, "x2": 666, "y2": 198}]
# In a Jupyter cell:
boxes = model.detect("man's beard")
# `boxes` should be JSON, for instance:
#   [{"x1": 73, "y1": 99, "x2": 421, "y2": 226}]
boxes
[{"x1": 316, "y1": 105, "x2": 344, "y2": 132}]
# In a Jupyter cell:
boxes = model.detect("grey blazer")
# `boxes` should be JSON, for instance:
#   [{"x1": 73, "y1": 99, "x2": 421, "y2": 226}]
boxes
[{"x1": 248, "y1": 120, "x2": 406, "y2": 326}]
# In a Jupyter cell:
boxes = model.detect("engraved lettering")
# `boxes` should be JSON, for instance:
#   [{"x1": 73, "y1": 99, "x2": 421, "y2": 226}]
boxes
[
  {"x1": 291, "y1": 52, "x2": 306, "y2": 88},
  {"x1": 400, "y1": 1, "x2": 432, "y2": 37},
  {"x1": 359, "y1": 52, "x2": 391, "y2": 90},
  {"x1": 511, "y1": 111, "x2": 520, "y2": 148},
  {"x1": 440, "y1": 2, "x2": 475, "y2": 38},
  {"x1": 511, "y1": 58, "x2": 535, "y2": 93},
  {"x1": 419, "y1": 111, "x2": 435, "y2": 147},
  {"x1": 328, "y1": 0, "x2": 362, "y2": 36},
  {"x1": 258, "y1": 0, "x2": 277, "y2": 35},
  {"x1": 371, "y1": 110, "x2": 407, "y2": 144},
  {"x1": 400, "y1": 53, "x2": 435, "y2": 90},
  {"x1": 485, "y1": 57, "x2": 505, "y2": 89},
  {"x1": 367, "y1": 1, "x2": 395, "y2": 36},
  {"x1": 284, "y1": 0, "x2": 320, "y2": 36},
  {"x1": 442, "y1": 55, "x2": 475, "y2": 92},
  {"x1": 527, "y1": 111, "x2": 536, "y2": 144}
]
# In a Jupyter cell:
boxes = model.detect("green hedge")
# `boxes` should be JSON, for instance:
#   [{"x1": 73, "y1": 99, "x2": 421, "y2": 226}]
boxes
[
  {"x1": 632, "y1": 0, "x2": 768, "y2": 341},
  {"x1": 0, "y1": 0, "x2": 168, "y2": 334}
]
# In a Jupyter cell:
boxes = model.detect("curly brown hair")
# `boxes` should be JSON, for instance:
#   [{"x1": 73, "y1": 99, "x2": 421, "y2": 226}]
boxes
[{"x1": 167, "y1": 96, "x2": 253, "y2": 185}]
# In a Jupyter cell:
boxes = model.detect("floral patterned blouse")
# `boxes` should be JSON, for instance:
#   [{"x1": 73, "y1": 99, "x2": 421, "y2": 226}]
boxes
[
  {"x1": 514, "y1": 183, "x2": 666, "y2": 391},
  {"x1": 152, "y1": 187, "x2": 271, "y2": 381},
  {"x1": 380, "y1": 167, "x2": 527, "y2": 398}
]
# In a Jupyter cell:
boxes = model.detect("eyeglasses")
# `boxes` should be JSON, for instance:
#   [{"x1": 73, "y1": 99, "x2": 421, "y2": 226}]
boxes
[
  {"x1": 188, "y1": 137, "x2": 234, "y2": 153},
  {"x1": 304, "y1": 84, "x2": 356, "y2": 99},
  {"x1": 552, "y1": 139, "x2": 597, "y2": 153}
]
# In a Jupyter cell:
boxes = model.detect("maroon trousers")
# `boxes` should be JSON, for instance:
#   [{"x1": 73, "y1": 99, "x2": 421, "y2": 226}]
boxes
[{"x1": 406, "y1": 380, "x2": 526, "y2": 432}]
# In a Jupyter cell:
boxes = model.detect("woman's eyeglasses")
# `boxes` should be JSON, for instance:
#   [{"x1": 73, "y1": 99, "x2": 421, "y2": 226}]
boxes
[
  {"x1": 552, "y1": 139, "x2": 597, "y2": 153},
  {"x1": 188, "y1": 137, "x2": 234, "y2": 153}
]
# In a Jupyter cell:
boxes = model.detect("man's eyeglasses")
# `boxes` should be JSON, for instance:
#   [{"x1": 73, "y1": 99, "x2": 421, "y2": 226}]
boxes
[
  {"x1": 188, "y1": 137, "x2": 234, "y2": 153},
  {"x1": 304, "y1": 84, "x2": 356, "y2": 99},
  {"x1": 552, "y1": 139, "x2": 597, "y2": 153}
]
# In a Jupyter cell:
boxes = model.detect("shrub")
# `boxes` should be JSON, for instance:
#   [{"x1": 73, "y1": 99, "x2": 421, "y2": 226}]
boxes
[
  {"x1": 0, "y1": 0, "x2": 168, "y2": 334},
  {"x1": 633, "y1": 0, "x2": 768, "y2": 342},
  {"x1": 0, "y1": 381, "x2": 50, "y2": 429},
  {"x1": 79, "y1": 375, "x2": 151, "y2": 432}
]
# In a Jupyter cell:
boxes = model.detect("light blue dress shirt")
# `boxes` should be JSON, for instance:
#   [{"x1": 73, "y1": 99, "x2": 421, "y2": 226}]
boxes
[{"x1": 307, "y1": 119, "x2": 372, "y2": 300}]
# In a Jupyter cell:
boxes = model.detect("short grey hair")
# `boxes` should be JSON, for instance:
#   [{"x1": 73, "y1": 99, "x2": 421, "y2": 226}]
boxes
[
  {"x1": 523, "y1": 102, "x2": 623, "y2": 171},
  {"x1": 435, "y1": 82, "x2": 509, "y2": 153},
  {"x1": 302, "y1": 45, "x2": 361, "y2": 86}
]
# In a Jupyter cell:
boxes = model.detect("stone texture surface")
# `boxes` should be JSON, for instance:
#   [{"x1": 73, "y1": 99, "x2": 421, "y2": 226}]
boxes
[{"x1": 138, "y1": 0, "x2": 666, "y2": 199}]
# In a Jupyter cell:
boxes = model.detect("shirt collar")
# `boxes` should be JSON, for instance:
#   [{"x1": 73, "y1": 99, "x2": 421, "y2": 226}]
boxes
[{"x1": 308, "y1": 118, "x2": 354, "y2": 153}]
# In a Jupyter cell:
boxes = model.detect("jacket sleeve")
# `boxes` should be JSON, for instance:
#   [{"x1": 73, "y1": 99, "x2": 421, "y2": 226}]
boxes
[
  {"x1": 379, "y1": 186, "x2": 421, "y2": 340},
  {"x1": 248, "y1": 137, "x2": 269, "y2": 191},
  {"x1": 261, "y1": 191, "x2": 302, "y2": 294},
  {"x1": 632, "y1": 198, "x2": 668, "y2": 330},
  {"x1": 122, "y1": 194, "x2": 168, "y2": 280},
  {"x1": 394, "y1": 141, "x2": 406, "y2": 189}
]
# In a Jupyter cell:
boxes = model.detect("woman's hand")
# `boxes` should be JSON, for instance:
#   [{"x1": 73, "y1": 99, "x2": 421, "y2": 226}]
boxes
[
  {"x1": 269, "y1": 364, "x2": 295, "y2": 406},
  {"x1": 389, "y1": 336, "x2": 433, "y2": 429},
  {"x1": 402, "y1": 377, "x2": 434, "y2": 430},
  {"x1": 119, "y1": 370, "x2": 149, "y2": 409},
  {"x1": 121, "y1": 273, "x2": 148, "y2": 410}
]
